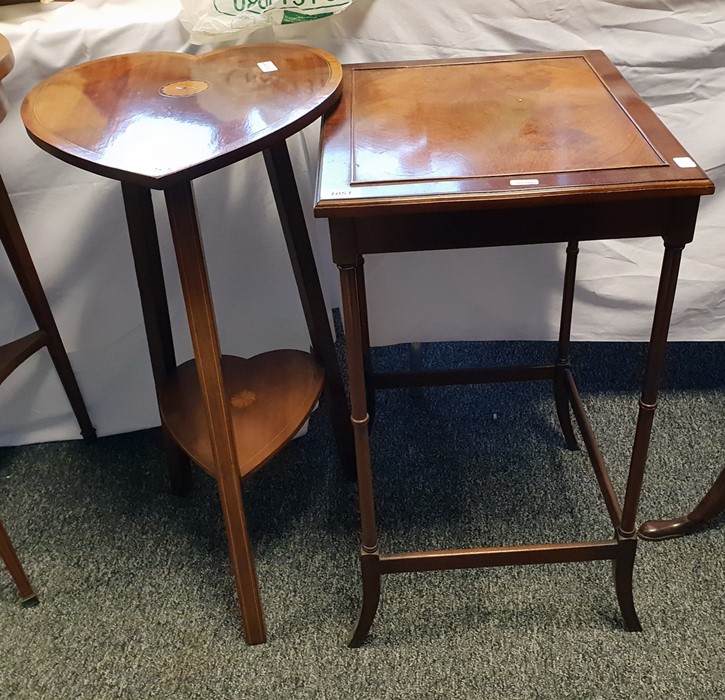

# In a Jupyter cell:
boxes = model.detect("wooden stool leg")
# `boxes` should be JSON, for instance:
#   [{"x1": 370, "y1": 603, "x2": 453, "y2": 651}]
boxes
[
  {"x1": 0, "y1": 516, "x2": 38, "y2": 606},
  {"x1": 554, "y1": 240, "x2": 579, "y2": 450},
  {"x1": 263, "y1": 142, "x2": 355, "y2": 476},
  {"x1": 165, "y1": 181, "x2": 266, "y2": 645},
  {"x1": 640, "y1": 465, "x2": 725, "y2": 540},
  {"x1": 0, "y1": 174, "x2": 95, "y2": 442},
  {"x1": 339, "y1": 260, "x2": 381, "y2": 647},
  {"x1": 121, "y1": 184, "x2": 191, "y2": 494}
]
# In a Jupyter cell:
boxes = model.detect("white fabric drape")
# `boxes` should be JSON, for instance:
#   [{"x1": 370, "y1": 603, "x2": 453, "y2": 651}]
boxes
[{"x1": 0, "y1": 0, "x2": 723, "y2": 444}]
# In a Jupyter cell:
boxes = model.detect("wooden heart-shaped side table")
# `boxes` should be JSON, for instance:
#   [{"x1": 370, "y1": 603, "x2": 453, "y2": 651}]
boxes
[{"x1": 21, "y1": 44, "x2": 351, "y2": 644}]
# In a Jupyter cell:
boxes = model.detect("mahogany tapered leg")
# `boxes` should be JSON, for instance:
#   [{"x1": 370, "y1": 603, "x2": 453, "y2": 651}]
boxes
[
  {"x1": 636, "y1": 203, "x2": 722, "y2": 542},
  {"x1": 349, "y1": 549, "x2": 381, "y2": 647},
  {"x1": 613, "y1": 535, "x2": 640, "y2": 631},
  {"x1": 554, "y1": 240, "x2": 579, "y2": 450},
  {"x1": 164, "y1": 181, "x2": 266, "y2": 645},
  {"x1": 614, "y1": 241, "x2": 686, "y2": 630},
  {"x1": 339, "y1": 260, "x2": 381, "y2": 647},
  {"x1": 263, "y1": 142, "x2": 354, "y2": 475},
  {"x1": 640, "y1": 466, "x2": 725, "y2": 540},
  {"x1": 620, "y1": 244, "x2": 684, "y2": 537},
  {"x1": 0, "y1": 516, "x2": 38, "y2": 606},
  {"x1": 0, "y1": 173, "x2": 95, "y2": 442},
  {"x1": 121, "y1": 183, "x2": 191, "y2": 494},
  {"x1": 355, "y1": 259, "x2": 377, "y2": 428}
]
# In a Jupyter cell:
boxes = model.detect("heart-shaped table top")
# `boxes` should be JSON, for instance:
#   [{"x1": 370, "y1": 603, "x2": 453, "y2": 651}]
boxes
[{"x1": 21, "y1": 44, "x2": 342, "y2": 188}]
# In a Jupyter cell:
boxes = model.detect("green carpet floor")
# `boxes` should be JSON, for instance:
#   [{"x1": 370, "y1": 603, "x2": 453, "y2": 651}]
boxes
[{"x1": 1, "y1": 340, "x2": 724, "y2": 699}]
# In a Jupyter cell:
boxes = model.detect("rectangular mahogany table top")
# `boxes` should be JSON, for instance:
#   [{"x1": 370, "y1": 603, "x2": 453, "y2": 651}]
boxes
[{"x1": 315, "y1": 50, "x2": 714, "y2": 218}]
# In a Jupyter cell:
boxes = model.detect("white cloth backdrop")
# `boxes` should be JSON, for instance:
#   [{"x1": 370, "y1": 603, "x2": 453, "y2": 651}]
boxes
[{"x1": 0, "y1": 0, "x2": 723, "y2": 445}]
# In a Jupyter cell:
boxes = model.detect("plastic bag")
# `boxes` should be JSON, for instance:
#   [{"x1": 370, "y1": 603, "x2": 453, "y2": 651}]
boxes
[{"x1": 179, "y1": 0, "x2": 358, "y2": 44}]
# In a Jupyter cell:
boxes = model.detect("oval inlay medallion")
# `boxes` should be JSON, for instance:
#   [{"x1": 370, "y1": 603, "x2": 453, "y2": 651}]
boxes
[
  {"x1": 159, "y1": 80, "x2": 211, "y2": 98},
  {"x1": 231, "y1": 390, "x2": 257, "y2": 409}
]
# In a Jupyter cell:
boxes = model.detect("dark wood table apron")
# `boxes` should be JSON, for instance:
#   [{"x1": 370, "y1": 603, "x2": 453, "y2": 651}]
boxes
[
  {"x1": 21, "y1": 44, "x2": 353, "y2": 645},
  {"x1": 315, "y1": 50, "x2": 715, "y2": 646}
]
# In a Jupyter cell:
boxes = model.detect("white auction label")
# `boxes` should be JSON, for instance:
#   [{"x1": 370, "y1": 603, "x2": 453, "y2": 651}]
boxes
[
  {"x1": 510, "y1": 178, "x2": 540, "y2": 186},
  {"x1": 257, "y1": 61, "x2": 278, "y2": 73},
  {"x1": 673, "y1": 156, "x2": 697, "y2": 168}
]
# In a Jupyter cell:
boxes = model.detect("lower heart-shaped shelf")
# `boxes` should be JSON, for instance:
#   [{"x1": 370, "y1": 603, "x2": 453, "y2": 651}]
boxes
[{"x1": 159, "y1": 351, "x2": 324, "y2": 479}]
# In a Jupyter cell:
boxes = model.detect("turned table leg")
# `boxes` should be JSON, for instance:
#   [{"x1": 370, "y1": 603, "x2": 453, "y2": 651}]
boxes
[
  {"x1": 339, "y1": 258, "x2": 381, "y2": 646},
  {"x1": 615, "y1": 241, "x2": 687, "y2": 630},
  {"x1": 555, "y1": 240, "x2": 580, "y2": 450}
]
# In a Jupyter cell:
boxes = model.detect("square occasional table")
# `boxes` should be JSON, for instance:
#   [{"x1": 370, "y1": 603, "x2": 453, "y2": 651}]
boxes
[{"x1": 314, "y1": 50, "x2": 715, "y2": 645}]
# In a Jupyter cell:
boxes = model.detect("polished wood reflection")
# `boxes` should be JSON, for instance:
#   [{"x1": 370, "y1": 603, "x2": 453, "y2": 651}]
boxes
[
  {"x1": 351, "y1": 56, "x2": 663, "y2": 184},
  {"x1": 22, "y1": 44, "x2": 343, "y2": 187},
  {"x1": 317, "y1": 50, "x2": 712, "y2": 218}
]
